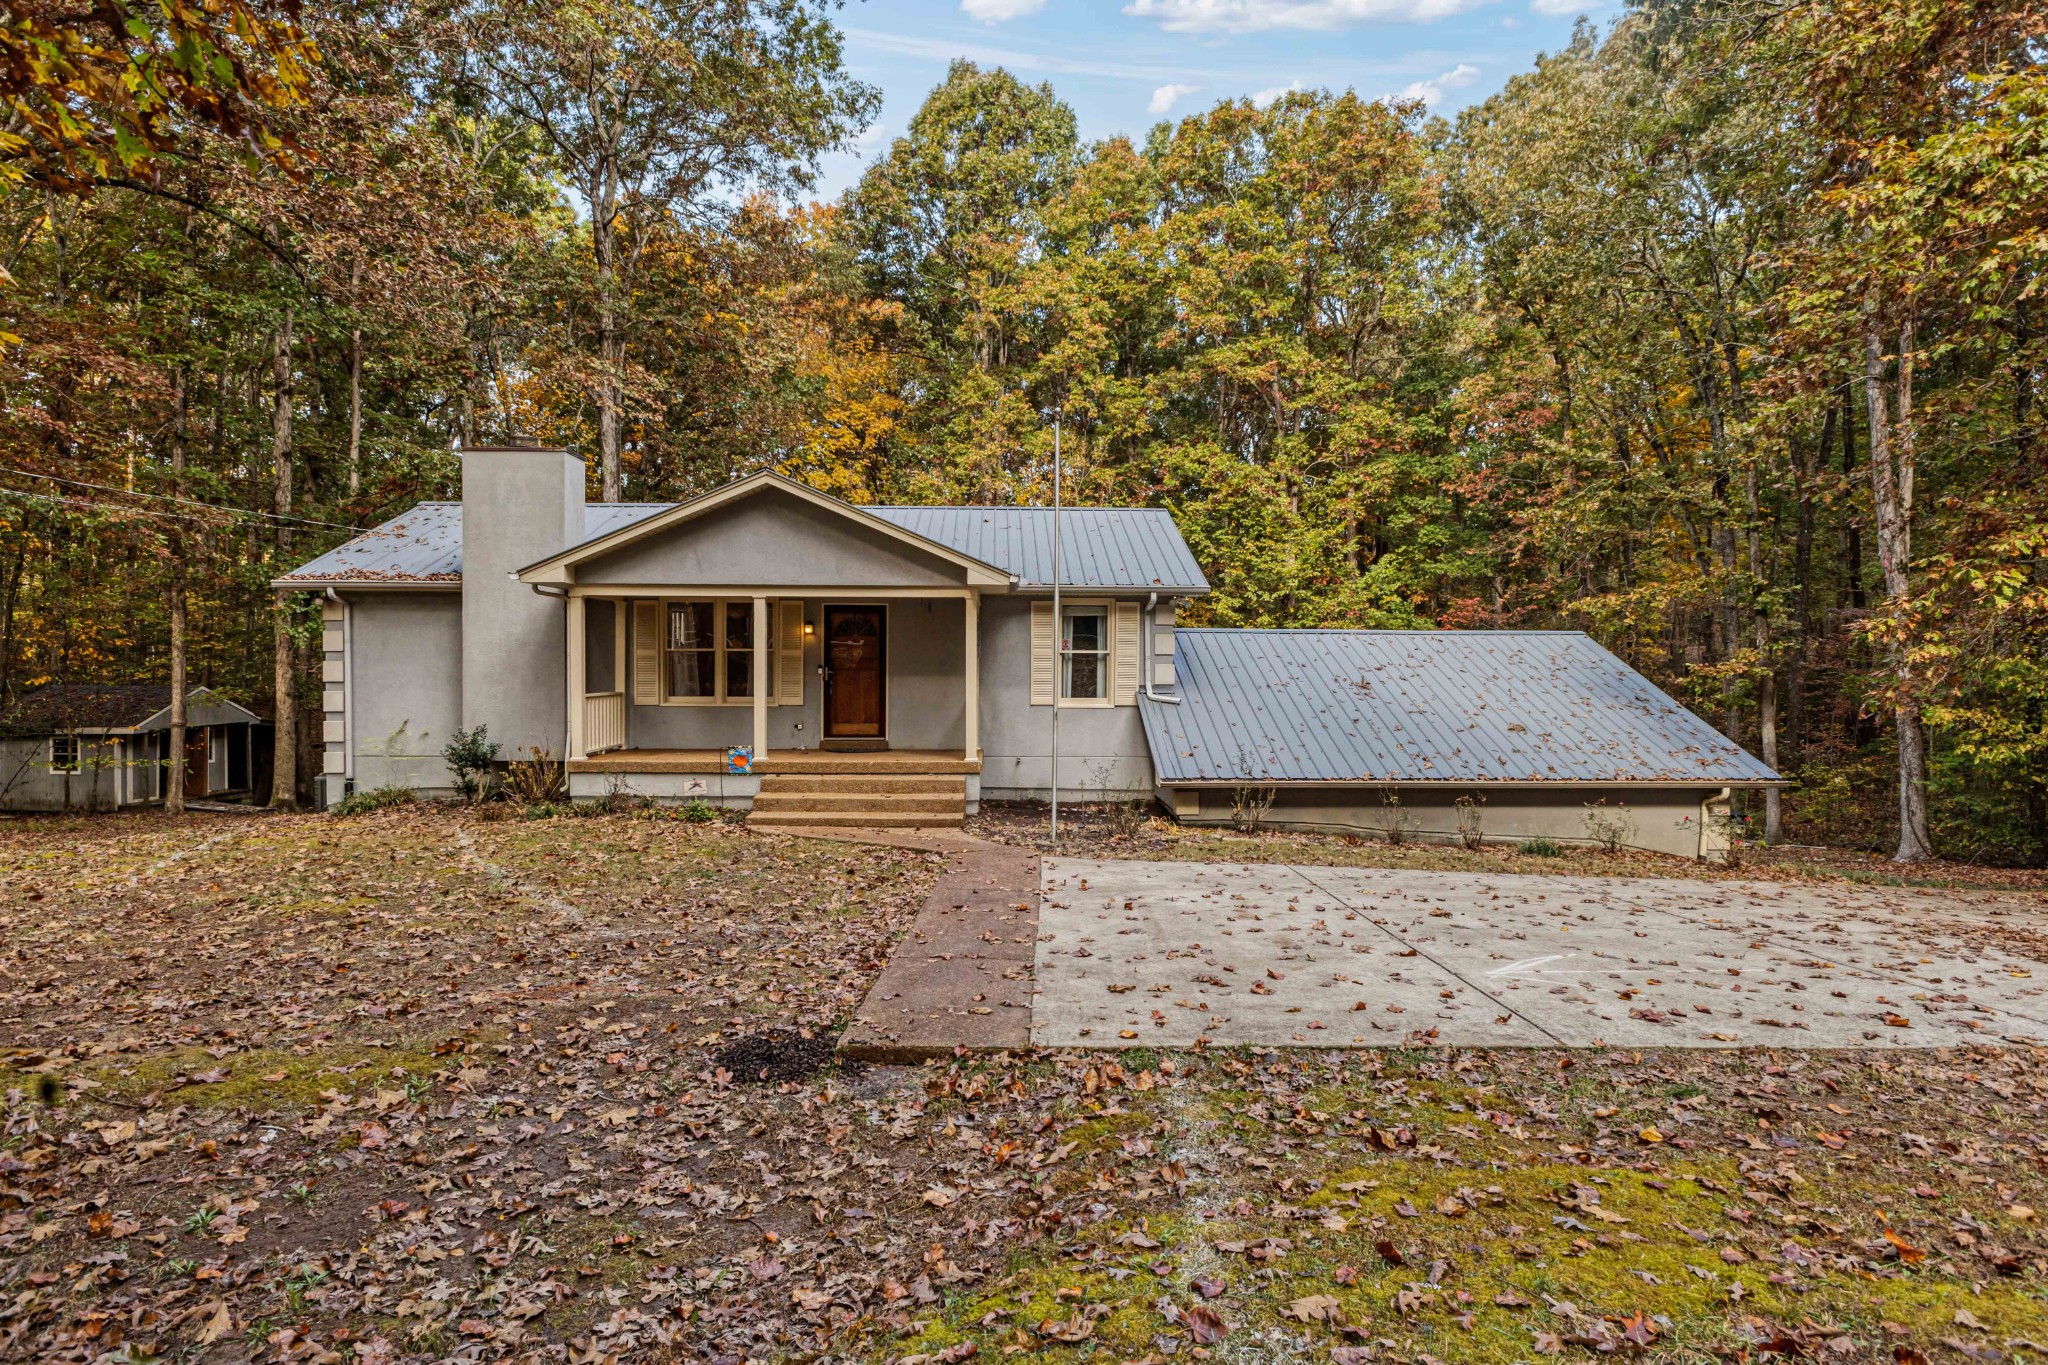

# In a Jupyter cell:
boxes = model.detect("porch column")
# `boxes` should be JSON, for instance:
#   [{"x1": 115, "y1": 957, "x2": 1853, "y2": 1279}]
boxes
[
  {"x1": 964, "y1": 591, "x2": 979, "y2": 760},
  {"x1": 752, "y1": 594, "x2": 769, "y2": 761},
  {"x1": 567, "y1": 593, "x2": 586, "y2": 761}
]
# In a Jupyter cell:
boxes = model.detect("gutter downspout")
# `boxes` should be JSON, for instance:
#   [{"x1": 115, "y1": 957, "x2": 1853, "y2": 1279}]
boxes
[
  {"x1": 1142, "y1": 591, "x2": 1180, "y2": 705},
  {"x1": 325, "y1": 588, "x2": 354, "y2": 795}
]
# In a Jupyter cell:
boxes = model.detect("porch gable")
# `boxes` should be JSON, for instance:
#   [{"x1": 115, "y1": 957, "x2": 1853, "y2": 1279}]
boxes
[{"x1": 518, "y1": 472, "x2": 1012, "y2": 590}]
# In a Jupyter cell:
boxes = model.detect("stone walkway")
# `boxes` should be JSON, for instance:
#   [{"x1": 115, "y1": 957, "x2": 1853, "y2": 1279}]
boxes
[{"x1": 1031, "y1": 857, "x2": 2048, "y2": 1050}]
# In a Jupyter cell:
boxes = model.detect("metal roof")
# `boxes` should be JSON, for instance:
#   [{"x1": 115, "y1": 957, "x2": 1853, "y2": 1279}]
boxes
[
  {"x1": 279, "y1": 503, "x2": 667, "y2": 584},
  {"x1": 1, "y1": 684, "x2": 256, "y2": 736},
  {"x1": 1142, "y1": 629, "x2": 1781, "y2": 786},
  {"x1": 867, "y1": 506, "x2": 1208, "y2": 591},
  {"x1": 283, "y1": 498, "x2": 1208, "y2": 593}
]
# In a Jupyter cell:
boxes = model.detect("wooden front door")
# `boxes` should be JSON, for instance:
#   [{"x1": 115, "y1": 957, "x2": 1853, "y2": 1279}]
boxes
[
  {"x1": 824, "y1": 606, "x2": 886, "y2": 738},
  {"x1": 183, "y1": 727, "x2": 209, "y2": 799}
]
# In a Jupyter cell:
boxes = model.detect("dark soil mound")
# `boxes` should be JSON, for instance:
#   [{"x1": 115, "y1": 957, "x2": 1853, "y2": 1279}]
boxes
[{"x1": 711, "y1": 1028, "x2": 842, "y2": 1083}]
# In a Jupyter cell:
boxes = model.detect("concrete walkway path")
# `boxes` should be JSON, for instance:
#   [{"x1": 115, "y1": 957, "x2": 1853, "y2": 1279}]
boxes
[
  {"x1": 837, "y1": 842, "x2": 1040, "y2": 1062},
  {"x1": 1033, "y1": 857, "x2": 2048, "y2": 1050}
]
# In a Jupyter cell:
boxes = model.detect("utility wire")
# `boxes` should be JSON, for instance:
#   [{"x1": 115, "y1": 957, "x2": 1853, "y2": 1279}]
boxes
[
  {"x1": 0, "y1": 485, "x2": 372, "y2": 544},
  {"x1": 0, "y1": 486, "x2": 250, "y2": 530},
  {"x1": 0, "y1": 466, "x2": 367, "y2": 533}
]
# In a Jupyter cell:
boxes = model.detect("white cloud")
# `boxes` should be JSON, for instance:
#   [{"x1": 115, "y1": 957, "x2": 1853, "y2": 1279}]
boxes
[
  {"x1": 961, "y1": 0, "x2": 1046, "y2": 20},
  {"x1": 1250, "y1": 79, "x2": 1307, "y2": 108},
  {"x1": 1125, "y1": 0, "x2": 1488, "y2": 35},
  {"x1": 843, "y1": 25, "x2": 1217, "y2": 82},
  {"x1": 1149, "y1": 82, "x2": 1201, "y2": 114},
  {"x1": 1530, "y1": 0, "x2": 1598, "y2": 12},
  {"x1": 1395, "y1": 61, "x2": 1480, "y2": 106}
]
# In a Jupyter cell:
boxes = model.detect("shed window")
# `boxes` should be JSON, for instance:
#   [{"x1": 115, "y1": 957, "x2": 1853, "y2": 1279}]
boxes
[
  {"x1": 49, "y1": 734, "x2": 79, "y2": 773},
  {"x1": 1062, "y1": 606, "x2": 1109, "y2": 701}
]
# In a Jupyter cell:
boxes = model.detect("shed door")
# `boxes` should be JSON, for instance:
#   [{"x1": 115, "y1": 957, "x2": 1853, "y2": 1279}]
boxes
[
  {"x1": 823, "y1": 606, "x2": 885, "y2": 738},
  {"x1": 183, "y1": 727, "x2": 209, "y2": 798}
]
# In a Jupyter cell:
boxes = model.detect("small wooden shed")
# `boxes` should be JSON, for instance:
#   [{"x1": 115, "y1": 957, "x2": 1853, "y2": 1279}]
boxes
[{"x1": 0, "y1": 684, "x2": 259, "y2": 812}]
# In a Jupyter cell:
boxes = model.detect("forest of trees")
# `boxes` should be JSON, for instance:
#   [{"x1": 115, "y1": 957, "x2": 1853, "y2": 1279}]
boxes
[{"x1": 2, "y1": 0, "x2": 2042, "y2": 861}]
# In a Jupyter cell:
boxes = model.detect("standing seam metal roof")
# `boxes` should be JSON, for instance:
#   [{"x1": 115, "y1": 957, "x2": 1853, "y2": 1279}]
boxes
[
  {"x1": 281, "y1": 499, "x2": 1208, "y2": 592},
  {"x1": 866, "y1": 506, "x2": 1207, "y2": 590},
  {"x1": 1141, "y1": 629, "x2": 1780, "y2": 785}
]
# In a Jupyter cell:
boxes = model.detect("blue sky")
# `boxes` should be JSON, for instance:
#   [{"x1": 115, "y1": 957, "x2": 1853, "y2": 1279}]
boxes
[{"x1": 808, "y1": 0, "x2": 1611, "y2": 200}]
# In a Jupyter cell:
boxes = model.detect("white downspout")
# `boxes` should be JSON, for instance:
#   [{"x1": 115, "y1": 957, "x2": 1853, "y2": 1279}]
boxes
[
  {"x1": 1142, "y1": 591, "x2": 1180, "y2": 704},
  {"x1": 325, "y1": 588, "x2": 354, "y2": 791}
]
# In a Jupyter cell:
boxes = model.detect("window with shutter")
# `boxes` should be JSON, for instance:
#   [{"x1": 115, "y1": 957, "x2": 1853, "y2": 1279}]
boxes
[
  {"x1": 1030, "y1": 602, "x2": 1054, "y2": 705},
  {"x1": 1113, "y1": 601, "x2": 1141, "y2": 705},
  {"x1": 777, "y1": 601, "x2": 805, "y2": 704},
  {"x1": 632, "y1": 601, "x2": 661, "y2": 705}
]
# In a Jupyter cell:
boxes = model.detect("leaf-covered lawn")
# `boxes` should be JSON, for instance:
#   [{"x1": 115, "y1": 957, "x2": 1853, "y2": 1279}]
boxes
[{"x1": 2, "y1": 810, "x2": 2044, "y2": 1364}]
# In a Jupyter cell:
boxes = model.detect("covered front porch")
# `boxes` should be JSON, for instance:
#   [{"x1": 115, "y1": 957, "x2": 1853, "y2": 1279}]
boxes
[{"x1": 563, "y1": 588, "x2": 983, "y2": 774}]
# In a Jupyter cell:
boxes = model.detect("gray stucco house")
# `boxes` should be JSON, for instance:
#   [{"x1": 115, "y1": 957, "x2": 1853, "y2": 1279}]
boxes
[{"x1": 279, "y1": 444, "x2": 1780, "y2": 857}]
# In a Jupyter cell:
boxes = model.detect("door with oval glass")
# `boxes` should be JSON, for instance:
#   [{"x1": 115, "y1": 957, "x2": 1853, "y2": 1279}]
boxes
[{"x1": 823, "y1": 605, "x2": 885, "y2": 741}]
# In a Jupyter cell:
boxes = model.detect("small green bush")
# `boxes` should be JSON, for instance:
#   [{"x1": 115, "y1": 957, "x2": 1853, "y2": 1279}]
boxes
[
  {"x1": 681, "y1": 798, "x2": 717, "y2": 823},
  {"x1": 331, "y1": 784, "x2": 416, "y2": 817},
  {"x1": 1516, "y1": 836, "x2": 1564, "y2": 857},
  {"x1": 442, "y1": 724, "x2": 500, "y2": 803}
]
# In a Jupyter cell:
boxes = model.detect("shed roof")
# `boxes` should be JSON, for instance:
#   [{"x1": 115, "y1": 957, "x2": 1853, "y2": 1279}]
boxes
[
  {"x1": 283, "y1": 496, "x2": 1208, "y2": 593},
  {"x1": 1141, "y1": 629, "x2": 1781, "y2": 786},
  {"x1": 1, "y1": 684, "x2": 257, "y2": 736}
]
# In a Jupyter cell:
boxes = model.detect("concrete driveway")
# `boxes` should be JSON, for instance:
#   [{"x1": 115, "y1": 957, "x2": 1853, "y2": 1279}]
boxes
[{"x1": 1034, "y1": 857, "x2": 2048, "y2": 1049}]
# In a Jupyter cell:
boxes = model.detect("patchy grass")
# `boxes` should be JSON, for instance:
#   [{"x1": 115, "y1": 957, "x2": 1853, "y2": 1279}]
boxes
[
  {"x1": 2, "y1": 808, "x2": 2043, "y2": 1365},
  {"x1": 82, "y1": 1040, "x2": 454, "y2": 1110},
  {"x1": 877, "y1": 1050, "x2": 2048, "y2": 1364}
]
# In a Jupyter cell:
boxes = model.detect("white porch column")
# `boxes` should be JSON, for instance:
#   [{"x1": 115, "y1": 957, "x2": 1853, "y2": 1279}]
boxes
[
  {"x1": 567, "y1": 593, "x2": 586, "y2": 761},
  {"x1": 752, "y1": 594, "x2": 769, "y2": 761},
  {"x1": 964, "y1": 591, "x2": 979, "y2": 760}
]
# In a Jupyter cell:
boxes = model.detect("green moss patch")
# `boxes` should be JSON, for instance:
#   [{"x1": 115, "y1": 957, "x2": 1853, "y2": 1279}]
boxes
[{"x1": 84, "y1": 1040, "x2": 452, "y2": 1110}]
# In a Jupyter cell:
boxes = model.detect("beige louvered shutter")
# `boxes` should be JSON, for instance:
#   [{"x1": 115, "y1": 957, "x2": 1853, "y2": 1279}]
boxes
[
  {"x1": 1030, "y1": 601, "x2": 1055, "y2": 705},
  {"x1": 1113, "y1": 601, "x2": 1141, "y2": 705},
  {"x1": 776, "y1": 600, "x2": 805, "y2": 704},
  {"x1": 633, "y1": 601, "x2": 661, "y2": 705}
]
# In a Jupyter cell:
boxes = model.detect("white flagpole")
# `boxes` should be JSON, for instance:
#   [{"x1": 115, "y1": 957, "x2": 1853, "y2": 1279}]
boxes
[{"x1": 1050, "y1": 409, "x2": 1061, "y2": 844}]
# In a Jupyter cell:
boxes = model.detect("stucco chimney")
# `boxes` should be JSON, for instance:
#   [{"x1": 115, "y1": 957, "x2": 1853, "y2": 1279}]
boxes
[{"x1": 460, "y1": 445, "x2": 586, "y2": 756}]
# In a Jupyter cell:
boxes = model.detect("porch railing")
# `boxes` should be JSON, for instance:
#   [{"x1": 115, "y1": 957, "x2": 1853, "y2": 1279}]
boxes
[{"x1": 583, "y1": 691, "x2": 626, "y2": 755}]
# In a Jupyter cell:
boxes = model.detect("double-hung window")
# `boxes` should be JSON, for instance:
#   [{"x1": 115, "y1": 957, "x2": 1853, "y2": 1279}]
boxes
[
  {"x1": 663, "y1": 599, "x2": 777, "y2": 705},
  {"x1": 1061, "y1": 605, "x2": 1109, "y2": 701}
]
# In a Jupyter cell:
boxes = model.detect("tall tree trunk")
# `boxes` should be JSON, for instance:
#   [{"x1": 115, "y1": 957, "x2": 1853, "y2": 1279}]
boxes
[
  {"x1": 593, "y1": 200, "x2": 624, "y2": 501},
  {"x1": 167, "y1": 367, "x2": 189, "y2": 816},
  {"x1": 1789, "y1": 416, "x2": 1821, "y2": 770},
  {"x1": 1839, "y1": 394, "x2": 1866, "y2": 610},
  {"x1": 1747, "y1": 460, "x2": 1780, "y2": 843},
  {"x1": 1864, "y1": 326, "x2": 1932, "y2": 862},
  {"x1": 348, "y1": 259, "x2": 363, "y2": 496},
  {"x1": 269, "y1": 309, "x2": 299, "y2": 810}
]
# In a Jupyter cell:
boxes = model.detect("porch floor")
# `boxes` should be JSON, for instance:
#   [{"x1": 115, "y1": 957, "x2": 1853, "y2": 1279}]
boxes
[{"x1": 567, "y1": 748, "x2": 981, "y2": 775}]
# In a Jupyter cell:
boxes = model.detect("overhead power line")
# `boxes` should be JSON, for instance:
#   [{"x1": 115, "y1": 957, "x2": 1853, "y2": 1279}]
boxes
[{"x1": 0, "y1": 466, "x2": 367, "y2": 533}]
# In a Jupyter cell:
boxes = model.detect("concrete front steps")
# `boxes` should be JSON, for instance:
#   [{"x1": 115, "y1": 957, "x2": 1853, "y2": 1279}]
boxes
[{"x1": 748, "y1": 772, "x2": 967, "y2": 830}]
